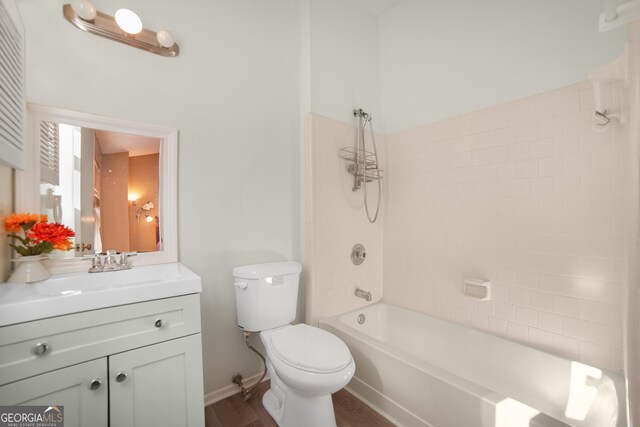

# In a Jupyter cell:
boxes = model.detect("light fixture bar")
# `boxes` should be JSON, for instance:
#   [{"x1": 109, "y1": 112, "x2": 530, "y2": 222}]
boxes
[{"x1": 63, "y1": 4, "x2": 179, "y2": 57}]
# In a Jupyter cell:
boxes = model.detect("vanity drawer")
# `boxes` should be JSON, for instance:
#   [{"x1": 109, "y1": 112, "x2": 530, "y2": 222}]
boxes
[{"x1": 0, "y1": 293, "x2": 201, "y2": 386}]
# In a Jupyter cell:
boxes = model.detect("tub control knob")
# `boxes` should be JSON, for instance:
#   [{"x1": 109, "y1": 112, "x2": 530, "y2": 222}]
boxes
[{"x1": 351, "y1": 243, "x2": 366, "y2": 266}]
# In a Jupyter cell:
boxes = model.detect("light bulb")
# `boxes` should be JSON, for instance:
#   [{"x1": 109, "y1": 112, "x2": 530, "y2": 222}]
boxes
[
  {"x1": 71, "y1": 0, "x2": 97, "y2": 20},
  {"x1": 115, "y1": 9, "x2": 143, "y2": 35},
  {"x1": 156, "y1": 30, "x2": 175, "y2": 48},
  {"x1": 145, "y1": 214, "x2": 153, "y2": 223}
]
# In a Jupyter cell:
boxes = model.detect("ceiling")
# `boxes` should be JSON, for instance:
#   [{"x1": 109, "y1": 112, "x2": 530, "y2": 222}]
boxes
[
  {"x1": 95, "y1": 130, "x2": 160, "y2": 157},
  {"x1": 342, "y1": 0, "x2": 402, "y2": 15}
]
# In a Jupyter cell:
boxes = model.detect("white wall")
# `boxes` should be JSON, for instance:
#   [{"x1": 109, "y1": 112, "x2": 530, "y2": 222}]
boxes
[
  {"x1": 17, "y1": 0, "x2": 302, "y2": 396},
  {"x1": 305, "y1": 0, "x2": 380, "y2": 123},
  {"x1": 379, "y1": 0, "x2": 628, "y2": 133}
]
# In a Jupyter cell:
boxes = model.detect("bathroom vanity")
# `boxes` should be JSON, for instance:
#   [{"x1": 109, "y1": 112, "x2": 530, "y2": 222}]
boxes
[{"x1": 0, "y1": 263, "x2": 205, "y2": 427}]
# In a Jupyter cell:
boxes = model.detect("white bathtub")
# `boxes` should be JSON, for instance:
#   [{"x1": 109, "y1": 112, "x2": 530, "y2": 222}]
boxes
[{"x1": 320, "y1": 302, "x2": 626, "y2": 427}]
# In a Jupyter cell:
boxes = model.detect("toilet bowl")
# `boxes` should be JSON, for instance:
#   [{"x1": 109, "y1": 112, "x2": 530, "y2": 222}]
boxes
[
  {"x1": 232, "y1": 262, "x2": 355, "y2": 427},
  {"x1": 260, "y1": 324, "x2": 355, "y2": 427}
]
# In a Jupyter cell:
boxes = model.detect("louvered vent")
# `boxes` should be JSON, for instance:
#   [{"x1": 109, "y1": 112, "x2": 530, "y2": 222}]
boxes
[
  {"x1": 40, "y1": 121, "x2": 59, "y2": 185},
  {"x1": 0, "y1": 0, "x2": 25, "y2": 170}
]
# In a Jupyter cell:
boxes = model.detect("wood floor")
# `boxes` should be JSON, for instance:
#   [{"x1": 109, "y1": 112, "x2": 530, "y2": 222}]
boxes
[{"x1": 205, "y1": 381, "x2": 396, "y2": 427}]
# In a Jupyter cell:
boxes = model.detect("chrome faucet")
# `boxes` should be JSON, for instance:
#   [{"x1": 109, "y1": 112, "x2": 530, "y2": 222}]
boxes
[
  {"x1": 355, "y1": 287, "x2": 372, "y2": 302},
  {"x1": 87, "y1": 250, "x2": 137, "y2": 273}
]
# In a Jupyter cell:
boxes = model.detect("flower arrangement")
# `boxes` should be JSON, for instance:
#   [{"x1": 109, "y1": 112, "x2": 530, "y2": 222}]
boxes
[{"x1": 3, "y1": 213, "x2": 75, "y2": 256}]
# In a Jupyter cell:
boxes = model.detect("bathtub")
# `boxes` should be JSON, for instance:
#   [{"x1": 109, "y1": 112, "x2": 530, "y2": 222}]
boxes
[{"x1": 320, "y1": 303, "x2": 627, "y2": 427}]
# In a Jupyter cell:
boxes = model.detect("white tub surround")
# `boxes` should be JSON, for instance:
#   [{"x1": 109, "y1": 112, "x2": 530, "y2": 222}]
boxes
[
  {"x1": 304, "y1": 114, "x2": 385, "y2": 325},
  {"x1": 321, "y1": 303, "x2": 626, "y2": 427}
]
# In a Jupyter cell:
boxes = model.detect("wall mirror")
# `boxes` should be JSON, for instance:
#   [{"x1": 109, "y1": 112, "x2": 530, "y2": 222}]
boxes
[{"x1": 16, "y1": 104, "x2": 177, "y2": 273}]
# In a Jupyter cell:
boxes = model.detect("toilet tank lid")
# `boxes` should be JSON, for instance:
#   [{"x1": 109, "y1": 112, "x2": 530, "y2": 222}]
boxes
[{"x1": 233, "y1": 261, "x2": 302, "y2": 279}]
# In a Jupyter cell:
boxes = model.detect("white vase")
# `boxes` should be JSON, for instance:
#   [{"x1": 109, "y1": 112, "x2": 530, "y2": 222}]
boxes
[{"x1": 8, "y1": 255, "x2": 51, "y2": 284}]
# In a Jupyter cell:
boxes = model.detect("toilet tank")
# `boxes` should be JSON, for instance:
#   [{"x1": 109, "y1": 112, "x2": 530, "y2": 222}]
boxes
[{"x1": 233, "y1": 261, "x2": 302, "y2": 332}]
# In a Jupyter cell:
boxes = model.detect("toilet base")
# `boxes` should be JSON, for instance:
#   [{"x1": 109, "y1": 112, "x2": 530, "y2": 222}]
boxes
[{"x1": 262, "y1": 380, "x2": 337, "y2": 427}]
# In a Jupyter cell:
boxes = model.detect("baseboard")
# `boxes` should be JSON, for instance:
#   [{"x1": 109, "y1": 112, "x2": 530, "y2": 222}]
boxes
[
  {"x1": 204, "y1": 372, "x2": 269, "y2": 407},
  {"x1": 346, "y1": 376, "x2": 431, "y2": 427}
]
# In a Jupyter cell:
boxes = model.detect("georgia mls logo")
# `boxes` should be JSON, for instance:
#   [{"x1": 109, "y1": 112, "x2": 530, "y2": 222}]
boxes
[{"x1": 0, "y1": 405, "x2": 64, "y2": 427}]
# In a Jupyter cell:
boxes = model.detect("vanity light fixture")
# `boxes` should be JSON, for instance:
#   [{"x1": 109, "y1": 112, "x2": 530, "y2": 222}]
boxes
[
  {"x1": 64, "y1": 1, "x2": 179, "y2": 57},
  {"x1": 114, "y1": 8, "x2": 142, "y2": 35}
]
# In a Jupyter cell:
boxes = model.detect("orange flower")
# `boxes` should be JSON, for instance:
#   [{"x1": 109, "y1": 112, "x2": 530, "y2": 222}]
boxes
[
  {"x1": 27, "y1": 222, "x2": 75, "y2": 251},
  {"x1": 4, "y1": 213, "x2": 47, "y2": 232}
]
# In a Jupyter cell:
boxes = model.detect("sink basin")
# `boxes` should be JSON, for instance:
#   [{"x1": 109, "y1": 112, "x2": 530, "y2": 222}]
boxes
[{"x1": 0, "y1": 263, "x2": 202, "y2": 326}]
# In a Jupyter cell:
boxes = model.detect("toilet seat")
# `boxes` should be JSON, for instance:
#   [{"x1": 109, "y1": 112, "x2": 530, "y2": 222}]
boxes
[{"x1": 270, "y1": 324, "x2": 352, "y2": 374}]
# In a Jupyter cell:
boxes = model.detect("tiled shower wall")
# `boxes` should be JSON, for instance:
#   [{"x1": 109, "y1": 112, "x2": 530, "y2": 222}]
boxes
[
  {"x1": 305, "y1": 114, "x2": 384, "y2": 325},
  {"x1": 384, "y1": 82, "x2": 624, "y2": 372}
]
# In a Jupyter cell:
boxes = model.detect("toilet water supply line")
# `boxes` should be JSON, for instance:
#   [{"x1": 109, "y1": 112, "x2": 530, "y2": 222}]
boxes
[
  {"x1": 354, "y1": 109, "x2": 381, "y2": 223},
  {"x1": 233, "y1": 332, "x2": 267, "y2": 401}
]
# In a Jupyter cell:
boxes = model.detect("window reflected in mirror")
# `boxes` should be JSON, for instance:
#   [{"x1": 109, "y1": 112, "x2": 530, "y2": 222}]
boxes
[{"x1": 39, "y1": 122, "x2": 161, "y2": 257}]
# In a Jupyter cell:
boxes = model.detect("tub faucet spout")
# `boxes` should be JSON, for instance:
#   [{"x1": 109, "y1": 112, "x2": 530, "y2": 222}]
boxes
[{"x1": 355, "y1": 287, "x2": 372, "y2": 302}]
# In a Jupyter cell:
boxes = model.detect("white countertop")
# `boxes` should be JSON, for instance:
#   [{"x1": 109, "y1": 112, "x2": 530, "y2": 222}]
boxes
[{"x1": 0, "y1": 262, "x2": 202, "y2": 326}]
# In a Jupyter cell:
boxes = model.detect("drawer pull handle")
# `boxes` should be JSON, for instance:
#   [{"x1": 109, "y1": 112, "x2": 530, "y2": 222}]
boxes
[
  {"x1": 89, "y1": 379, "x2": 102, "y2": 390},
  {"x1": 155, "y1": 319, "x2": 164, "y2": 328},
  {"x1": 115, "y1": 372, "x2": 128, "y2": 382},
  {"x1": 31, "y1": 343, "x2": 49, "y2": 356}
]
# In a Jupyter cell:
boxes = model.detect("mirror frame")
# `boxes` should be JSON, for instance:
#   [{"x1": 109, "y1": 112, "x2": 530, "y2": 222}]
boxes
[{"x1": 16, "y1": 103, "x2": 178, "y2": 273}]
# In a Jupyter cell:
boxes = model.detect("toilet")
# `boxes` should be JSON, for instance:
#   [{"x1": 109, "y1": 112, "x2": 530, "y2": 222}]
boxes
[{"x1": 233, "y1": 261, "x2": 355, "y2": 427}]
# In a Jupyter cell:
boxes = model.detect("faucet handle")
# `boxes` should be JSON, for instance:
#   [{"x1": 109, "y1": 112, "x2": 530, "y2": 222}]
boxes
[{"x1": 118, "y1": 252, "x2": 137, "y2": 269}]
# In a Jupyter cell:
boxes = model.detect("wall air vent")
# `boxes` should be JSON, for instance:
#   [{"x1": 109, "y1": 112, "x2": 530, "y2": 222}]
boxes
[{"x1": 0, "y1": 0, "x2": 25, "y2": 170}]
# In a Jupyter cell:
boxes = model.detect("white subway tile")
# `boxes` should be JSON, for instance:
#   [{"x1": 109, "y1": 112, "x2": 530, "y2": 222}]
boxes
[
  {"x1": 531, "y1": 177, "x2": 554, "y2": 196},
  {"x1": 579, "y1": 341, "x2": 611, "y2": 370},
  {"x1": 488, "y1": 316, "x2": 508, "y2": 335},
  {"x1": 470, "y1": 312, "x2": 489, "y2": 330},
  {"x1": 537, "y1": 118, "x2": 562, "y2": 139},
  {"x1": 553, "y1": 295, "x2": 581, "y2": 318},
  {"x1": 528, "y1": 327, "x2": 552, "y2": 348},
  {"x1": 495, "y1": 302, "x2": 516, "y2": 321},
  {"x1": 507, "y1": 322, "x2": 529, "y2": 342},
  {"x1": 538, "y1": 311, "x2": 563, "y2": 333},
  {"x1": 517, "y1": 123, "x2": 539, "y2": 142},
  {"x1": 580, "y1": 299, "x2": 613, "y2": 325},
  {"x1": 495, "y1": 127, "x2": 517, "y2": 145},
  {"x1": 530, "y1": 291, "x2": 554, "y2": 312},
  {"x1": 515, "y1": 159, "x2": 539, "y2": 179},
  {"x1": 509, "y1": 141, "x2": 531, "y2": 161},
  {"x1": 515, "y1": 306, "x2": 537, "y2": 326},
  {"x1": 508, "y1": 287, "x2": 530, "y2": 306},
  {"x1": 553, "y1": 134, "x2": 580, "y2": 156},
  {"x1": 552, "y1": 334, "x2": 580, "y2": 360}
]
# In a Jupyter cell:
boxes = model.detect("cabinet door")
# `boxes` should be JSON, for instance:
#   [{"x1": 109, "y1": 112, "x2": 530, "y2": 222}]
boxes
[
  {"x1": 109, "y1": 334, "x2": 204, "y2": 427},
  {"x1": 0, "y1": 358, "x2": 108, "y2": 427}
]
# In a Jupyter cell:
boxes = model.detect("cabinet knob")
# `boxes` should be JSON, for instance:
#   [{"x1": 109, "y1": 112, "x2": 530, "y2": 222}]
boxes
[
  {"x1": 31, "y1": 343, "x2": 49, "y2": 356},
  {"x1": 89, "y1": 379, "x2": 102, "y2": 390},
  {"x1": 115, "y1": 371, "x2": 128, "y2": 382},
  {"x1": 154, "y1": 319, "x2": 164, "y2": 328}
]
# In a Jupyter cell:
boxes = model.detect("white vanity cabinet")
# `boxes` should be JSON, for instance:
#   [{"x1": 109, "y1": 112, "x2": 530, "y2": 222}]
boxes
[{"x1": 0, "y1": 293, "x2": 205, "y2": 427}]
